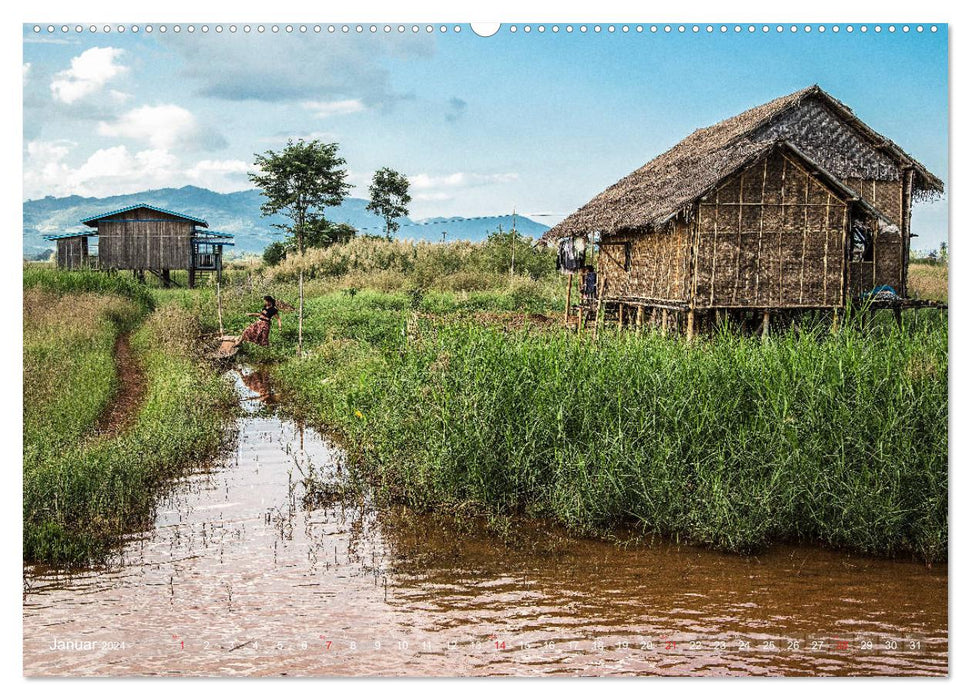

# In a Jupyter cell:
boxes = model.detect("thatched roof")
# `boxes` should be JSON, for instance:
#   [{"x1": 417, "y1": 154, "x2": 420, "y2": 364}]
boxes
[{"x1": 543, "y1": 85, "x2": 943, "y2": 243}]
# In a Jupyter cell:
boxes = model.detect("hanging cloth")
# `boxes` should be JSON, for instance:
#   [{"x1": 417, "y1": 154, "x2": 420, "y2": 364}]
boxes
[{"x1": 556, "y1": 236, "x2": 587, "y2": 273}]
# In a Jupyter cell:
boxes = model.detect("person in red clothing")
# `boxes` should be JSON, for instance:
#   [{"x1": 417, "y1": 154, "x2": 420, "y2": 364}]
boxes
[{"x1": 235, "y1": 295, "x2": 282, "y2": 347}]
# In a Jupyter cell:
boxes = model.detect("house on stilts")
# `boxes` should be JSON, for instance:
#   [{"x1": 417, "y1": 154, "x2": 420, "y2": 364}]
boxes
[
  {"x1": 542, "y1": 85, "x2": 945, "y2": 335},
  {"x1": 43, "y1": 203, "x2": 234, "y2": 288}
]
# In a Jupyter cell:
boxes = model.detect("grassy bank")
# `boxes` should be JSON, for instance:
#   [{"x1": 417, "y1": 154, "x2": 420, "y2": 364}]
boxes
[
  {"x1": 251, "y1": 294, "x2": 947, "y2": 562},
  {"x1": 23, "y1": 271, "x2": 235, "y2": 566}
]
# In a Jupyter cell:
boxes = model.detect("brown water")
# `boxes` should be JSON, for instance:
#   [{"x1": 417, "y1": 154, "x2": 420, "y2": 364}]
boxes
[{"x1": 23, "y1": 367, "x2": 948, "y2": 677}]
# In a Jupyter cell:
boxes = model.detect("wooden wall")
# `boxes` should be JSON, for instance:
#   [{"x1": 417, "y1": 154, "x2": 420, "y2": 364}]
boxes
[
  {"x1": 55, "y1": 237, "x2": 88, "y2": 269},
  {"x1": 96, "y1": 207, "x2": 193, "y2": 270},
  {"x1": 597, "y1": 220, "x2": 692, "y2": 303},
  {"x1": 692, "y1": 149, "x2": 847, "y2": 309}
]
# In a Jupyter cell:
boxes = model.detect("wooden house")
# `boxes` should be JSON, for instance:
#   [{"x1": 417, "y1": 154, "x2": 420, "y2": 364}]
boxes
[
  {"x1": 43, "y1": 231, "x2": 96, "y2": 269},
  {"x1": 63, "y1": 203, "x2": 234, "y2": 287},
  {"x1": 542, "y1": 85, "x2": 944, "y2": 334}
]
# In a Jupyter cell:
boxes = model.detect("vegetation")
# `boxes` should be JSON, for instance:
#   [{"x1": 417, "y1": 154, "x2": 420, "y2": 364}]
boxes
[
  {"x1": 260, "y1": 304, "x2": 947, "y2": 562},
  {"x1": 23, "y1": 270, "x2": 234, "y2": 566},
  {"x1": 250, "y1": 138, "x2": 352, "y2": 255},
  {"x1": 909, "y1": 260, "x2": 948, "y2": 303},
  {"x1": 367, "y1": 167, "x2": 412, "y2": 240},
  {"x1": 22, "y1": 254, "x2": 948, "y2": 565},
  {"x1": 184, "y1": 251, "x2": 947, "y2": 563}
]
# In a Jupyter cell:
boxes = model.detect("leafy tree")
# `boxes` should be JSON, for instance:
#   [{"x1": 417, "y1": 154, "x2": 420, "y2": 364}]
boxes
[
  {"x1": 479, "y1": 226, "x2": 555, "y2": 280},
  {"x1": 366, "y1": 167, "x2": 412, "y2": 240},
  {"x1": 262, "y1": 241, "x2": 289, "y2": 267},
  {"x1": 249, "y1": 139, "x2": 351, "y2": 254},
  {"x1": 249, "y1": 139, "x2": 351, "y2": 355},
  {"x1": 300, "y1": 217, "x2": 357, "y2": 249}
]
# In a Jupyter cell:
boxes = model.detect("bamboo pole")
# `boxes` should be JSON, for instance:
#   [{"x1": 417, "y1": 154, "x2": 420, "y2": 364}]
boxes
[
  {"x1": 762, "y1": 310, "x2": 771, "y2": 340},
  {"x1": 686, "y1": 309, "x2": 695, "y2": 342},
  {"x1": 298, "y1": 268, "x2": 304, "y2": 357},
  {"x1": 564, "y1": 272, "x2": 573, "y2": 325},
  {"x1": 216, "y1": 277, "x2": 224, "y2": 337}
]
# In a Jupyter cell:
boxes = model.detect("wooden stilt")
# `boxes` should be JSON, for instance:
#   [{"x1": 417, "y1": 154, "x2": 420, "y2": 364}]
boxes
[
  {"x1": 619, "y1": 304, "x2": 626, "y2": 328},
  {"x1": 661, "y1": 309, "x2": 668, "y2": 335},
  {"x1": 831, "y1": 308, "x2": 840, "y2": 335},
  {"x1": 636, "y1": 306, "x2": 644, "y2": 334},
  {"x1": 564, "y1": 273, "x2": 574, "y2": 325},
  {"x1": 686, "y1": 309, "x2": 695, "y2": 342},
  {"x1": 762, "y1": 310, "x2": 771, "y2": 340}
]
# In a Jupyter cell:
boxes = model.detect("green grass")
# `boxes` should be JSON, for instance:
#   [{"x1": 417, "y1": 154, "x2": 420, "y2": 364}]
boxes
[
  {"x1": 23, "y1": 274, "x2": 235, "y2": 566},
  {"x1": 264, "y1": 302, "x2": 948, "y2": 563}
]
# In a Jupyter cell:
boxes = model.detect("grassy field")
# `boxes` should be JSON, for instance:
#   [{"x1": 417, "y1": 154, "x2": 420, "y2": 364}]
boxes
[
  {"x1": 24, "y1": 252, "x2": 948, "y2": 564},
  {"x1": 170, "y1": 249, "x2": 947, "y2": 562},
  {"x1": 908, "y1": 261, "x2": 949, "y2": 303},
  {"x1": 23, "y1": 269, "x2": 235, "y2": 565}
]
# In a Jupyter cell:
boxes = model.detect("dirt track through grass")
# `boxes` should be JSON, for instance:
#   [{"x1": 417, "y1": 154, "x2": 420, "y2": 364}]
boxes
[{"x1": 94, "y1": 332, "x2": 146, "y2": 438}]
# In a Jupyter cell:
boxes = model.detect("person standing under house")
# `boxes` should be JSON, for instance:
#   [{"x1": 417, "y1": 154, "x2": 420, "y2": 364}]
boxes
[
  {"x1": 235, "y1": 295, "x2": 283, "y2": 348},
  {"x1": 581, "y1": 265, "x2": 598, "y2": 304}
]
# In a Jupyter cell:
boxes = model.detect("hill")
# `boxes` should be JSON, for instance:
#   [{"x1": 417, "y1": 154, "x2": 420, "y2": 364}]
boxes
[{"x1": 22, "y1": 186, "x2": 549, "y2": 257}]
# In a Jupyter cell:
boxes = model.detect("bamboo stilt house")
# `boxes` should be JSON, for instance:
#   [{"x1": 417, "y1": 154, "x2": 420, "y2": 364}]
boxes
[
  {"x1": 51, "y1": 203, "x2": 235, "y2": 287},
  {"x1": 542, "y1": 85, "x2": 944, "y2": 331}
]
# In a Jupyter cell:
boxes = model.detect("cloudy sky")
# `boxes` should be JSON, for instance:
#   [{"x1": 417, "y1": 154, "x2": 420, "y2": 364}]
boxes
[{"x1": 22, "y1": 23, "x2": 948, "y2": 246}]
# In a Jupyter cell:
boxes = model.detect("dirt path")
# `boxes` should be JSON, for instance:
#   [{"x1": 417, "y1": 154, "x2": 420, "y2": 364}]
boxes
[{"x1": 94, "y1": 332, "x2": 147, "y2": 438}]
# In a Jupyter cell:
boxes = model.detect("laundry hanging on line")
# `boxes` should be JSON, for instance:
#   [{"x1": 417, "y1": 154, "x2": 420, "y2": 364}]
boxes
[{"x1": 556, "y1": 236, "x2": 587, "y2": 273}]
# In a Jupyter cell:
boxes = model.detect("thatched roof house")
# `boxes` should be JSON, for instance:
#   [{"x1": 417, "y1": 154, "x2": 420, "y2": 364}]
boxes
[{"x1": 545, "y1": 85, "x2": 943, "y2": 331}]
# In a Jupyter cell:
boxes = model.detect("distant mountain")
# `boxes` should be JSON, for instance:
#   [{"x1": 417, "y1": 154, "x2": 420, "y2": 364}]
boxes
[{"x1": 22, "y1": 186, "x2": 549, "y2": 256}]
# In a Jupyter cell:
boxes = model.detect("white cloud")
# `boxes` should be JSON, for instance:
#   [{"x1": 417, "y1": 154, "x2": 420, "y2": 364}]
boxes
[
  {"x1": 301, "y1": 99, "x2": 366, "y2": 118},
  {"x1": 50, "y1": 47, "x2": 127, "y2": 104},
  {"x1": 23, "y1": 140, "x2": 249, "y2": 199},
  {"x1": 98, "y1": 104, "x2": 199, "y2": 150},
  {"x1": 186, "y1": 159, "x2": 252, "y2": 190},
  {"x1": 414, "y1": 192, "x2": 452, "y2": 202},
  {"x1": 23, "y1": 63, "x2": 31, "y2": 83},
  {"x1": 410, "y1": 172, "x2": 520, "y2": 190}
]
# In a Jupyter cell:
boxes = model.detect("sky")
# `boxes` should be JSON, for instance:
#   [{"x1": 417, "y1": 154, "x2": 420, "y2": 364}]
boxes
[{"x1": 21, "y1": 22, "x2": 949, "y2": 249}]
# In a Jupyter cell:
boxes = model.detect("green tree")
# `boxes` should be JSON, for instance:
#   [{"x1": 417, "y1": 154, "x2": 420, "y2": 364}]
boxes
[
  {"x1": 262, "y1": 241, "x2": 289, "y2": 267},
  {"x1": 480, "y1": 226, "x2": 555, "y2": 280},
  {"x1": 300, "y1": 217, "x2": 357, "y2": 249},
  {"x1": 366, "y1": 167, "x2": 412, "y2": 240},
  {"x1": 249, "y1": 139, "x2": 351, "y2": 254},
  {"x1": 249, "y1": 139, "x2": 351, "y2": 354}
]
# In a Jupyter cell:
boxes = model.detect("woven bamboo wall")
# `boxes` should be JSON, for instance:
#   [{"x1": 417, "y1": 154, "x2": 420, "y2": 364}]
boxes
[
  {"x1": 55, "y1": 237, "x2": 87, "y2": 269},
  {"x1": 693, "y1": 149, "x2": 847, "y2": 308},
  {"x1": 597, "y1": 221, "x2": 692, "y2": 303},
  {"x1": 842, "y1": 178, "x2": 905, "y2": 294},
  {"x1": 97, "y1": 208, "x2": 193, "y2": 270}
]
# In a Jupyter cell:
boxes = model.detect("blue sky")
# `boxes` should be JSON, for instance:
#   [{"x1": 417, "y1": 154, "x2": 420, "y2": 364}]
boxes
[{"x1": 22, "y1": 23, "x2": 949, "y2": 249}]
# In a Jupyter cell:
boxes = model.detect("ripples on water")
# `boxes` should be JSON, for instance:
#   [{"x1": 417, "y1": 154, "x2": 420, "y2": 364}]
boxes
[{"x1": 23, "y1": 367, "x2": 948, "y2": 677}]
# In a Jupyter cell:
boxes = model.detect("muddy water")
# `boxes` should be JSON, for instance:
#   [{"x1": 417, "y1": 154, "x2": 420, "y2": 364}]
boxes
[{"x1": 23, "y1": 367, "x2": 947, "y2": 677}]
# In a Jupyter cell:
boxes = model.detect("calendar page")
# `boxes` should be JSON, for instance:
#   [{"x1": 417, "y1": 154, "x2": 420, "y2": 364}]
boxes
[{"x1": 21, "y1": 18, "x2": 948, "y2": 678}]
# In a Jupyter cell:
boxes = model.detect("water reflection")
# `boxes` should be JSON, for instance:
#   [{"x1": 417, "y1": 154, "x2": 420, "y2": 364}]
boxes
[{"x1": 22, "y1": 367, "x2": 947, "y2": 677}]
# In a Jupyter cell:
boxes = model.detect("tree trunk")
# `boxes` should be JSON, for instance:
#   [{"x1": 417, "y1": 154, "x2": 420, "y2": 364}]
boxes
[{"x1": 298, "y1": 269, "x2": 304, "y2": 357}]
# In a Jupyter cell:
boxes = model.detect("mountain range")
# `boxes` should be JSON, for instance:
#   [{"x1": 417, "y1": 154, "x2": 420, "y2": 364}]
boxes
[{"x1": 22, "y1": 186, "x2": 550, "y2": 257}]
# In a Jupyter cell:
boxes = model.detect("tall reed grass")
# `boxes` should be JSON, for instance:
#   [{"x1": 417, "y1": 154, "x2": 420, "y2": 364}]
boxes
[{"x1": 275, "y1": 311, "x2": 948, "y2": 562}]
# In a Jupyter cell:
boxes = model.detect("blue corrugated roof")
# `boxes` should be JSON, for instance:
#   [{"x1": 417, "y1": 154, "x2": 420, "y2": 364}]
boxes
[
  {"x1": 195, "y1": 230, "x2": 235, "y2": 239},
  {"x1": 191, "y1": 238, "x2": 235, "y2": 246},
  {"x1": 42, "y1": 231, "x2": 97, "y2": 240},
  {"x1": 81, "y1": 203, "x2": 208, "y2": 227}
]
